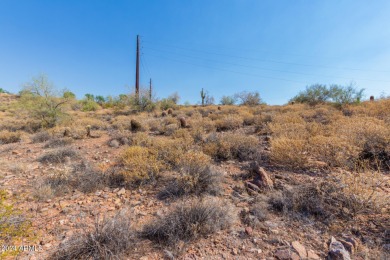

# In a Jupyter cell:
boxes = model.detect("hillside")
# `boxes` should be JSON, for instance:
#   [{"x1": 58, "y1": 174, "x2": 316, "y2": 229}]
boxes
[{"x1": 0, "y1": 100, "x2": 389, "y2": 259}]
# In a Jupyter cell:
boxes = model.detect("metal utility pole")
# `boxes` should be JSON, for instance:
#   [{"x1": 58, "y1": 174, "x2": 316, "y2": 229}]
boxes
[
  {"x1": 149, "y1": 78, "x2": 152, "y2": 100},
  {"x1": 135, "y1": 35, "x2": 140, "y2": 101}
]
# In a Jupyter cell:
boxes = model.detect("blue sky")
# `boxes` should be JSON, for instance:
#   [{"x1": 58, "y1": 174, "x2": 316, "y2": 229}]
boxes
[{"x1": 1, "y1": 0, "x2": 390, "y2": 104}]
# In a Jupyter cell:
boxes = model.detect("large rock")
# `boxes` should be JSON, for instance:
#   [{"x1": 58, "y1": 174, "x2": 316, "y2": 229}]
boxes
[
  {"x1": 291, "y1": 241, "x2": 307, "y2": 259},
  {"x1": 250, "y1": 162, "x2": 273, "y2": 189},
  {"x1": 327, "y1": 236, "x2": 351, "y2": 260}
]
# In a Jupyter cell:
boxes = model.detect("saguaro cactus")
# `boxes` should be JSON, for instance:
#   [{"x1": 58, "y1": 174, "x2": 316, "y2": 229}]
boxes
[{"x1": 200, "y1": 88, "x2": 206, "y2": 107}]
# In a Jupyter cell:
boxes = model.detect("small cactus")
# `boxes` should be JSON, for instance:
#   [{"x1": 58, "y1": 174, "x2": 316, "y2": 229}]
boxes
[
  {"x1": 86, "y1": 125, "x2": 91, "y2": 137},
  {"x1": 161, "y1": 111, "x2": 167, "y2": 117},
  {"x1": 130, "y1": 119, "x2": 142, "y2": 132},
  {"x1": 167, "y1": 108, "x2": 173, "y2": 115},
  {"x1": 218, "y1": 106, "x2": 221, "y2": 111},
  {"x1": 63, "y1": 128, "x2": 71, "y2": 137},
  {"x1": 370, "y1": 96, "x2": 374, "y2": 102},
  {"x1": 178, "y1": 117, "x2": 187, "y2": 128}
]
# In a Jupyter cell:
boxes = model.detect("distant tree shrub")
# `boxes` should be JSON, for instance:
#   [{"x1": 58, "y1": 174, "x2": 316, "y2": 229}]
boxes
[
  {"x1": 234, "y1": 91, "x2": 262, "y2": 106},
  {"x1": 19, "y1": 74, "x2": 71, "y2": 128},
  {"x1": 63, "y1": 91, "x2": 76, "y2": 99},
  {"x1": 94, "y1": 95, "x2": 105, "y2": 105},
  {"x1": 290, "y1": 84, "x2": 364, "y2": 106},
  {"x1": 220, "y1": 95, "x2": 236, "y2": 105},
  {"x1": 159, "y1": 92, "x2": 180, "y2": 110},
  {"x1": 0, "y1": 88, "x2": 9, "y2": 94}
]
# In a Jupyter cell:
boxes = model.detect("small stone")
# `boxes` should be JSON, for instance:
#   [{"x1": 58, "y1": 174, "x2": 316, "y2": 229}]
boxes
[
  {"x1": 245, "y1": 226, "x2": 253, "y2": 236},
  {"x1": 274, "y1": 249, "x2": 299, "y2": 260},
  {"x1": 109, "y1": 139, "x2": 120, "y2": 148},
  {"x1": 327, "y1": 236, "x2": 351, "y2": 260},
  {"x1": 232, "y1": 248, "x2": 239, "y2": 255},
  {"x1": 117, "y1": 188, "x2": 126, "y2": 195},
  {"x1": 307, "y1": 250, "x2": 320, "y2": 259},
  {"x1": 291, "y1": 241, "x2": 307, "y2": 258}
]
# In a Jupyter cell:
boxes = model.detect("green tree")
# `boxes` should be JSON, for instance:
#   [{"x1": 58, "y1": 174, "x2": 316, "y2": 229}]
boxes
[
  {"x1": 95, "y1": 95, "x2": 105, "y2": 105},
  {"x1": 220, "y1": 95, "x2": 236, "y2": 105},
  {"x1": 85, "y1": 93, "x2": 95, "y2": 101},
  {"x1": 19, "y1": 74, "x2": 70, "y2": 128},
  {"x1": 63, "y1": 91, "x2": 76, "y2": 99},
  {"x1": 0, "y1": 88, "x2": 9, "y2": 94},
  {"x1": 290, "y1": 84, "x2": 330, "y2": 106}
]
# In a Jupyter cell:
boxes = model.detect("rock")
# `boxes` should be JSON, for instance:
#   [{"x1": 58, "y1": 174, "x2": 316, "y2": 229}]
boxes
[
  {"x1": 246, "y1": 181, "x2": 261, "y2": 192},
  {"x1": 339, "y1": 240, "x2": 354, "y2": 254},
  {"x1": 327, "y1": 236, "x2": 351, "y2": 260},
  {"x1": 274, "y1": 249, "x2": 300, "y2": 260},
  {"x1": 307, "y1": 250, "x2": 320, "y2": 259},
  {"x1": 109, "y1": 139, "x2": 120, "y2": 148},
  {"x1": 250, "y1": 162, "x2": 273, "y2": 189},
  {"x1": 163, "y1": 249, "x2": 174, "y2": 260},
  {"x1": 245, "y1": 226, "x2": 253, "y2": 236},
  {"x1": 291, "y1": 241, "x2": 307, "y2": 258},
  {"x1": 117, "y1": 188, "x2": 126, "y2": 195}
]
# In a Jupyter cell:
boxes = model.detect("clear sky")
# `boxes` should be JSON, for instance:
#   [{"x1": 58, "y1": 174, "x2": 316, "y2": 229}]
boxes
[{"x1": 1, "y1": 0, "x2": 390, "y2": 104}]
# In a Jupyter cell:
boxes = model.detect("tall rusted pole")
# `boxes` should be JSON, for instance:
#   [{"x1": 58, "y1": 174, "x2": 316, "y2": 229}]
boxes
[
  {"x1": 135, "y1": 35, "x2": 140, "y2": 101},
  {"x1": 149, "y1": 78, "x2": 152, "y2": 100}
]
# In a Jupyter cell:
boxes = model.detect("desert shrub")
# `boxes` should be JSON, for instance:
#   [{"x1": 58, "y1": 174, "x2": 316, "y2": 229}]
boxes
[
  {"x1": 130, "y1": 119, "x2": 142, "y2": 132},
  {"x1": 119, "y1": 146, "x2": 164, "y2": 185},
  {"x1": 38, "y1": 147, "x2": 78, "y2": 164},
  {"x1": 162, "y1": 123, "x2": 179, "y2": 136},
  {"x1": 31, "y1": 131, "x2": 51, "y2": 143},
  {"x1": 290, "y1": 84, "x2": 364, "y2": 106},
  {"x1": 269, "y1": 174, "x2": 385, "y2": 222},
  {"x1": 215, "y1": 115, "x2": 243, "y2": 131},
  {"x1": 234, "y1": 91, "x2": 262, "y2": 106},
  {"x1": 159, "y1": 151, "x2": 222, "y2": 198},
  {"x1": 241, "y1": 197, "x2": 269, "y2": 228},
  {"x1": 80, "y1": 99, "x2": 100, "y2": 112},
  {"x1": 44, "y1": 137, "x2": 73, "y2": 148},
  {"x1": 309, "y1": 135, "x2": 359, "y2": 167},
  {"x1": 33, "y1": 163, "x2": 106, "y2": 199},
  {"x1": 141, "y1": 198, "x2": 235, "y2": 246},
  {"x1": 51, "y1": 209, "x2": 135, "y2": 260},
  {"x1": 270, "y1": 137, "x2": 308, "y2": 168},
  {"x1": 241, "y1": 111, "x2": 255, "y2": 125},
  {"x1": 220, "y1": 95, "x2": 236, "y2": 105},
  {"x1": 0, "y1": 190, "x2": 31, "y2": 257},
  {"x1": 203, "y1": 133, "x2": 259, "y2": 161},
  {"x1": 73, "y1": 117, "x2": 108, "y2": 130},
  {"x1": 128, "y1": 132, "x2": 153, "y2": 147},
  {"x1": 150, "y1": 138, "x2": 192, "y2": 168},
  {"x1": 111, "y1": 115, "x2": 132, "y2": 130},
  {"x1": 69, "y1": 162, "x2": 107, "y2": 193},
  {"x1": 0, "y1": 130, "x2": 21, "y2": 144},
  {"x1": 332, "y1": 117, "x2": 390, "y2": 168}
]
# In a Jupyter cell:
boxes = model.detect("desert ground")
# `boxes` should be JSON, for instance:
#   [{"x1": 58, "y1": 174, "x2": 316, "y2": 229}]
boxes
[{"x1": 0, "y1": 92, "x2": 389, "y2": 259}]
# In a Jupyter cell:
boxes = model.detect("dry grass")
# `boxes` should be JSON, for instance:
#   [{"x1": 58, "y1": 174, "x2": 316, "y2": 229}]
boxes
[
  {"x1": 159, "y1": 151, "x2": 223, "y2": 198},
  {"x1": 119, "y1": 146, "x2": 165, "y2": 185},
  {"x1": 141, "y1": 198, "x2": 235, "y2": 246},
  {"x1": 51, "y1": 209, "x2": 135, "y2": 260},
  {"x1": 38, "y1": 147, "x2": 78, "y2": 164},
  {"x1": 0, "y1": 130, "x2": 21, "y2": 144},
  {"x1": 31, "y1": 131, "x2": 51, "y2": 143},
  {"x1": 44, "y1": 137, "x2": 73, "y2": 148},
  {"x1": 203, "y1": 133, "x2": 259, "y2": 161}
]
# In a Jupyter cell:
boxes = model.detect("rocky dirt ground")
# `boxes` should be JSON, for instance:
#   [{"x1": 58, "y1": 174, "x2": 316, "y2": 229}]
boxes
[
  {"x1": 1, "y1": 131, "x2": 388, "y2": 259},
  {"x1": 0, "y1": 94, "x2": 389, "y2": 259}
]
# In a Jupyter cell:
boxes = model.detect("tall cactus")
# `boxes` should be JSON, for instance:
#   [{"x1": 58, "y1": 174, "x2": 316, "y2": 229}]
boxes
[{"x1": 200, "y1": 88, "x2": 206, "y2": 107}]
